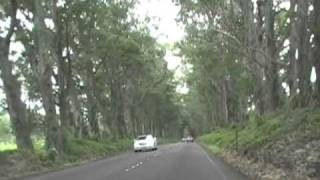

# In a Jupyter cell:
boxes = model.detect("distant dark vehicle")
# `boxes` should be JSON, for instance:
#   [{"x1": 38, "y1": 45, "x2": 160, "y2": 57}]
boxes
[{"x1": 182, "y1": 136, "x2": 194, "y2": 143}]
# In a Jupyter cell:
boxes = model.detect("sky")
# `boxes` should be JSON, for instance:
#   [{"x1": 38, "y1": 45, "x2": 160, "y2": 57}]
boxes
[
  {"x1": 135, "y1": 0, "x2": 188, "y2": 93},
  {"x1": 135, "y1": 0, "x2": 184, "y2": 70},
  {"x1": 135, "y1": 0, "x2": 183, "y2": 45}
]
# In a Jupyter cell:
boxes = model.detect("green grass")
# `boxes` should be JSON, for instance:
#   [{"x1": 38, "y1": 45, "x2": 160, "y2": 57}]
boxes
[
  {"x1": 0, "y1": 113, "x2": 15, "y2": 151},
  {"x1": 64, "y1": 137, "x2": 177, "y2": 161},
  {"x1": 0, "y1": 142, "x2": 17, "y2": 151},
  {"x1": 200, "y1": 108, "x2": 320, "y2": 155},
  {"x1": 0, "y1": 136, "x2": 180, "y2": 179},
  {"x1": 199, "y1": 112, "x2": 284, "y2": 154},
  {"x1": 0, "y1": 136, "x2": 46, "y2": 152},
  {"x1": 157, "y1": 138, "x2": 178, "y2": 145},
  {"x1": 1, "y1": 136, "x2": 179, "y2": 157},
  {"x1": 199, "y1": 128, "x2": 235, "y2": 154},
  {"x1": 0, "y1": 137, "x2": 132, "y2": 162},
  {"x1": 0, "y1": 138, "x2": 133, "y2": 179},
  {"x1": 61, "y1": 138, "x2": 131, "y2": 161},
  {"x1": 0, "y1": 136, "x2": 178, "y2": 169}
]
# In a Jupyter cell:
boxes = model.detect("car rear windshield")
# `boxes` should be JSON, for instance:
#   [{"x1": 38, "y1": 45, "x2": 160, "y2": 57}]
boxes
[{"x1": 137, "y1": 136, "x2": 146, "y2": 140}]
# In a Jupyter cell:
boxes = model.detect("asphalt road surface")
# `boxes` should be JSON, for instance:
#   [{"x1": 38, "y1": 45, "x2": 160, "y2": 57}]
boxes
[{"x1": 22, "y1": 143, "x2": 248, "y2": 180}]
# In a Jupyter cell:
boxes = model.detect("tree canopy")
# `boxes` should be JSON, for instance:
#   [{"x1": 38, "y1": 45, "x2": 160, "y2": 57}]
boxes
[
  {"x1": 0, "y1": 0, "x2": 319, "y2": 156},
  {"x1": 0, "y1": 0, "x2": 180, "y2": 153},
  {"x1": 175, "y1": 0, "x2": 319, "y2": 134}
]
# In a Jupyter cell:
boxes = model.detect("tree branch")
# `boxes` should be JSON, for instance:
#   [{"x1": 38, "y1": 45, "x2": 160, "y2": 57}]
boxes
[
  {"x1": 209, "y1": 27, "x2": 242, "y2": 46},
  {"x1": 133, "y1": 67, "x2": 168, "y2": 106},
  {"x1": 209, "y1": 27, "x2": 287, "y2": 68},
  {"x1": 4, "y1": 0, "x2": 18, "y2": 45}
]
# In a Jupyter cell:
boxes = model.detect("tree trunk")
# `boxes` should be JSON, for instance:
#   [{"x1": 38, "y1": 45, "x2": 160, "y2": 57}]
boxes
[
  {"x1": 110, "y1": 71, "x2": 127, "y2": 138},
  {"x1": 34, "y1": 0, "x2": 64, "y2": 153},
  {"x1": 238, "y1": 0, "x2": 266, "y2": 114},
  {"x1": 264, "y1": 0, "x2": 280, "y2": 111},
  {"x1": 288, "y1": 0, "x2": 299, "y2": 105},
  {"x1": 81, "y1": 61, "x2": 113, "y2": 139},
  {"x1": 313, "y1": 0, "x2": 320, "y2": 105},
  {"x1": 0, "y1": 45, "x2": 34, "y2": 151},
  {"x1": 222, "y1": 80, "x2": 229, "y2": 125},
  {"x1": 39, "y1": 68, "x2": 64, "y2": 153},
  {"x1": 0, "y1": 0, "x2": 33, "y2": 151},
  {"x1": 53, "y1": 2, "x2": 71, "y2": 136},
  {"x1": 123, "y1": 101, "x2": 133, "y2": 136},
  {"x1": 93, "y1": 93, "x2": 112, "y2": 139},
  {"x1": 256, "y1": 0, "x2": 267, "y2": 114},
  {"x1": 69, "y1": 84, "x2": 83, "y2": 138},
  {"x1": 87, "y1": 97, "x2": 99, "y2": 138},
  {"x1": 297, "y1": 0, "x2": 312, "y2": 107},
  {"x1": 123, "y1": 78, "x2": 134, "y2": 136},
  {"x1": 64, "y1": 17, "x2": 83, "y2": 138},
  {"x1": 84, "y1": 61, "x2": 100, "y2": 139},
  {"x1": 66, "y1": 59, "x2": 83, "y2": 138}
]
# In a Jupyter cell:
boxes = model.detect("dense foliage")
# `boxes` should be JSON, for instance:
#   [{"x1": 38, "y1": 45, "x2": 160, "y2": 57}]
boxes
[
  {"x1": 1, "y1": 0, "x2": 319, "y2": 162},
  {"x1": 0, "y1": 0, "x2": 180, "y2": 154},
  {"x1": 175, "y1": 0, "x2": 320, "y2": 135}
]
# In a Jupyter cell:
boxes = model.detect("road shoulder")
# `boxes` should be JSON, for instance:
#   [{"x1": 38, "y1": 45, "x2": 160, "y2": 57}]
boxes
[{"x1": 198, "y1": 142, "x2": 250, "y2": 180}]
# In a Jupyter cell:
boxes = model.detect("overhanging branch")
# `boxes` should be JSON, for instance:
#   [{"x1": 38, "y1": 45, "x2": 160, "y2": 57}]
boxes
[
  {"x1": 4, "y1": 0, "x2": 18, "y2": 46},
  {"x1": 132, "y1": 66, "x2": 168, "y2": 106},
  {"x1": 211, "y1": 27, "x2": 287, "y2": 68}
]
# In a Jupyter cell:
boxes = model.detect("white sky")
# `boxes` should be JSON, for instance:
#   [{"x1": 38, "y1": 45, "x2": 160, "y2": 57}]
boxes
[
  {"x1": 135, "y1": 0, "x2": 183, "y2": 45},
  {"x1": 135, "y1": 0, "x2": 184, "y2": 71},
  {"x1": 135, "y1": 0, "x2": 188, "y2": 93}
]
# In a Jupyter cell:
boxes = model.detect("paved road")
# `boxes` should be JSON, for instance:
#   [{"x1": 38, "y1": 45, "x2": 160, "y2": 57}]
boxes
[{"x1": 22, "y1": 143, "x2": 248, "y2": 180}]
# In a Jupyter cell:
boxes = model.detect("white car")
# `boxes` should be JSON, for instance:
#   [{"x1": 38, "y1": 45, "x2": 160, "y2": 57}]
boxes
[
  {"x1": 134, "y1": 134, "x2": 157, "y2": 152},
  {"x1": 182, "y1": 136, "x2": 194, "y2": 143}
]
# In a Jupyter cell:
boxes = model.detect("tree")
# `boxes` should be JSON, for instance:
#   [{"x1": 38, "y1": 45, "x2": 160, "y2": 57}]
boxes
[
  {"x1": 0, "y1": 0, "x2": 33, "y2": 151},
  {"x1": 175, "y1": 0, "x2": 317, "y2": 134},
  {"x1": 296, "y1": 0, "x2": 312, "y2": 107},
  {"x1": 33, "y1": 0, "x2": 64, "y2": 153},
  {"x1": 313, "y1": 0, "x2": 320, "y2": 105},
  {"x1": 0, "y1": 0, "x2": 186, "y2": 154}
]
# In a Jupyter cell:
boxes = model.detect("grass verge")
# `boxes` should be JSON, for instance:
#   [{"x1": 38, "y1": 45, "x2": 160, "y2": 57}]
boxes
[
  {"x1": 0, "y1": 136, "x2": 179, "y2": 179},
  {"x1": 199, "y1": 108, "x2": 320, "y2": 180},
  {"x1": 157, "y1": 138, "x2": 179, "y2": 145},
  {"x1": 199, "y1": 113, "x2": 282, "y2": 153},
  {"x1": 0, "y1": 138, "x2": 132, "y2": 180}
]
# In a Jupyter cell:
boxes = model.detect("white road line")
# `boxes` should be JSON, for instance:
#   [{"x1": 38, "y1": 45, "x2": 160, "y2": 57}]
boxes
[
  {"x1": 201, "y1": 148, "x2": 228, "y2": 180},
  {"x1": 125, "y1": 160, "x2": 146, "y2": 172}
]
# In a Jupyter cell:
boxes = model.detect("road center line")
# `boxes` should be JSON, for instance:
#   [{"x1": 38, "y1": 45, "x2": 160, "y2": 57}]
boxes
[{"x1": 125, "y1": 161, "x2": 145, "y2": 172}]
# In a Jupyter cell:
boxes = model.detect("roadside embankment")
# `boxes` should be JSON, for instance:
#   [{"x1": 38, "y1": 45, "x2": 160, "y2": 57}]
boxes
[{"x1": 199, "y1": 108, "x2": 320, "y2": 180}]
